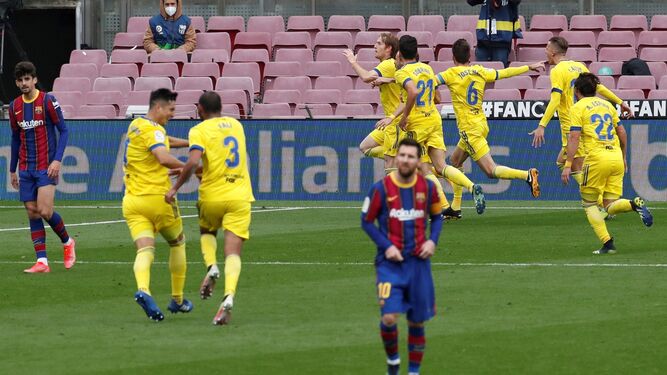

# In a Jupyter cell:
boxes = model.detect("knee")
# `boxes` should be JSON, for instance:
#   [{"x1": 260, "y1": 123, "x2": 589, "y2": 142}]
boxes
[
  {"x1": 38, "y1": 206, "x2": 53, "y2": 219},
  {"x1": 382, "y1": 314, "x2": 398, "y2": 327},
  {"x1": 168, "y1": 233, "x2": 185, "y2": 247}
]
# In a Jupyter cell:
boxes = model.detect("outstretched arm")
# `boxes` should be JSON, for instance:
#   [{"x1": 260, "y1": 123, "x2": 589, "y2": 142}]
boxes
[
  {"x1": 343, "y1": 49, "x2": 379, "y2": 83},
  {"x1": 168, "y1": 136, "x2": 189, "y2": 148},
  {"x1": 597, "y1": 84, "x2": 634, "y2": 119}
]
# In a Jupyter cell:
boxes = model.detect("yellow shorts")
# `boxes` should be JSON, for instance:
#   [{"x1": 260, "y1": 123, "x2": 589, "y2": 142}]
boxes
[
  {"x1": 370, "y1": 127, "x2": 385, "y2": 146},
  {"x1": 383, "y1": 121, "x2": 403, "y2": 157},
  {"x1": 457, "y1": 124, "x2": 490, "y2": 162},
  {"x1": 406, "y1": 118, "x2": 446, "y2": 162},
  {"x1": 122, "y1": 194, "x2": 183, "y2": 242},
  {"x1": 580, "y1": 150, "x2": 624, "y2": 200},
  {"x1": 561, "y1": 131, "x2": 585, "y2": 158},
  {"x1": 198, "y1": 200, "x2": 252, "y2": 239}
]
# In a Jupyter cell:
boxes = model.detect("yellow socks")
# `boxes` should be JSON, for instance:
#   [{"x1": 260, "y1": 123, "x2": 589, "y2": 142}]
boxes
[
  {"x1": 365, "y1": 146, "x2": 385, "y2": 159},
  {"x1": 450, "y1": 181, "x2": 463, "y2": 211},
  {"x1": 442, "y1": 165, "x2": 474, "y2": 191},
  {"x1": 224, "y1": 254, "x2": 242, "y2": 297},
  {"x1": 425, "y1": 173, "x2": 450, "y2": 210},
  {"x1": 584, "y1": 205, "x2": 611, "y2": 244},
  {"x1": 133, "y1": 246, "x2": 155, "y2": 295},
  {"x1": 493, "y1": 166, "x2": 529, "y2": 180},
  {"x1": 201, "y1": 233, "x2": 217, "y2": 269},
  {"x1": 571, "y1": 171, "x2": 584, "y2": 185},
  {"x1": 169, "y1": 243, "x2": 186, "y2": 304},
  {"x1": 607, "y1": 199, "x2": 633, "y2": 215}
]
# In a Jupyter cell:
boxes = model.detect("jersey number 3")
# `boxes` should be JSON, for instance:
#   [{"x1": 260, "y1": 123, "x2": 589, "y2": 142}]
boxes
[{"x1": 223, "y1": 136, "x2": 240, "y2": 167}]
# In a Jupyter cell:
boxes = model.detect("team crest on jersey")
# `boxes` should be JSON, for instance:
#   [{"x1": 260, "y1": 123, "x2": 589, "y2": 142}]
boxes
[
  {"x1": 35, "y1": 106, "x2": 43, "y2": 114},
  {"x1": 179, "y1": 24, "x2": 186, "y2": 35},
  {"x1": 416, "y1": 192, "x2": 426, "y2": 203},
  {"x1": 156, "y1": 25, "x2": 163, "y2": 34}
]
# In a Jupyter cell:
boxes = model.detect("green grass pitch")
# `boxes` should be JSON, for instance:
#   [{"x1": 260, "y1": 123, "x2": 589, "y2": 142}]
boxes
[{"x1": 0, "y1": 200, "x2": 666, "y2": 374}]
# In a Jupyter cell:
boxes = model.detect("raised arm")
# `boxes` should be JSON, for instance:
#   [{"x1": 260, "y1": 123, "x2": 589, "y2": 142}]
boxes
[{"x1": 343, "y1": 49, "x2": 379, "y2": 83}]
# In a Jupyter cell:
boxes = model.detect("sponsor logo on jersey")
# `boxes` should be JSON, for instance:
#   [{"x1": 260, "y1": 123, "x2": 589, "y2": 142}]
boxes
[
  {"x1": 416, "y1": 192, "x2": 426, "y2": 202},
  {"x1": 35, "y1": 106, "x2": 43, "y2": 114},
  {"x1": 389, "y1": 208, "x2": 424, "y2": 221},
  {"x1": 18, "y1": 119, "x2": 44, "y2": 129},
  {"x1": 156, "y1": 25, "x2": 163, "y2": 34}
]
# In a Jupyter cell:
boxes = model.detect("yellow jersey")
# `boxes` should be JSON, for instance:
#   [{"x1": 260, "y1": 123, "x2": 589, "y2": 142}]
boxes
[
  {"x1": 373, "y1": 58, "x2": 402, "y2": 116},
  {"x1": 569, "y1": 96, "x2": 621, "y2": 156},
  {"x1": 123, "y1": 117, "x2": 171, "y2": 196},
  {"x1": 540, "y1": 60, "x2": 589, "y2": 130},
  {"x1": 189, "y1": 117, "x2": 255, "y2": 202},
  {"x1": 394, "y1": 62, "x2": 439, "y2": 127}
]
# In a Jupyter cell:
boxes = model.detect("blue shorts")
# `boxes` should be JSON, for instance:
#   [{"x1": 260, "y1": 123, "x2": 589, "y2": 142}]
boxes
[
  {"x1": 375, "y1": 256, "x2": 436, "y2": 323},
  {"x1": 18, "y1": 170, "x2": 57, "y2": 202}
]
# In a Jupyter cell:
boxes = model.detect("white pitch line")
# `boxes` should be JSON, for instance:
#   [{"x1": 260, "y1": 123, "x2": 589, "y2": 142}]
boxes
[
  {"x1": 1, "y1": 260, "x2": 667, "y2": 268},
  {"x1": 0, "y1": 207, "x2": 307, "y2": 232},
  {"x1": 0, "y1": 205, "x2": 664, "y2": 210}
]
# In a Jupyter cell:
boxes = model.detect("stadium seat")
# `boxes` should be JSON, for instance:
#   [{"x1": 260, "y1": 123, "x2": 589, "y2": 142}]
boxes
[
  {"x1": 397, "y1": 31, "x2": 433, "y2": 48},
  {"x1": 610, "y1": 15, "x2": 648, "y2": 39},
  {"x1": 590, "y1": 61, "x2": 623, "y2": 78},
  {"x1": 216, "y1": 89, "x2": 250, "y2": 115},
  {"x1": 53, "y1": 77, "x2": 91, "y2": 94},
  {"x1": 566, "y1": 47, "x2": 597, "y2": 64},
  {"x1": 93, "y1": 77, "x2": 132, "y2": 96},
  {"x1": 344, "y1": 89, "x2": 381, "y2": 107},
  {"x1": 182, "y1": 63, "x2": 220, "y2": 81},
  {"x1": 190, "y1": 49, "x2": 230, "y2": 65},
  {"x1": 647, "y1": 62, "x2": 667, "y2": 85},
  {"x1": 597, "y1": 75, "x2": 616, "y2": 89},
  {"x1": 529, "y1": 15, "x2": 568, "y2": 35},
  {"x1": 315, "y1": 48, "x2": 348, "y2": 65},
  {"x1": 494, "y1": 76, "x2": 533, "y2": 91},
  {"x1": 355, "y1": 48, "x2": 376, "y2": 62},
  {"x1": 650, "y1": 15, "x2": 667, "y2": 31},
  {"x1": 327, "y1": 15, "x2": 366, "y2": 36},
  {"x1": 485, "y1": 89, "x2": 521, "y2": 101},
  {"x1": 429, "y1": 61, "x2": 455, "y2": 74},
  {"x1": 617, "y1": 76, "x2": 656, "y2": 94},
  {"x1": 313, "y1": 32, "x2": 353, "y2": 53},
  {"x1": 60, "y1": 63, "x2": 98, "y2": 83},
  {"x1": 558, "y1": 31, "x2": 596, "y2": 48},
  {"x1": 59, "y1": 105, "x2": 76, "y2": 119},
  {"x1": 275, "y1": 48, "x2": 313, "y2": 63},
  {"x1": 50, "y1": 91, "x2": 83, "y2": 111},
  {"x1": 100, "y1": 63, "x2": 139, "y2": 82},
  {"x1": 436, "y1": 89, "x2": 452, "y2": 104},
  {"x1": 534, "y1": 75, "x2": 551, "y2": 89},
  {"x1": 477, "y1": 61, "x2": 505, "y2": 71},
  {"x1": 637, "y1": 31, "x2": 667, "y2": 53},
  {"x1": 220, "y1": 62, "x2": 261, "y2": 94},
  {"x1": 77, "y1": 105, "x2": 117, "y2": 119},
  {"x1": 110, "y1": 49, "x2": 148, "y2": 70},
  {"x1": 234, "y1": 32, "x2": 272, "y2": 52},
  {"x1": 190, "y1": 16, "x2": 206, "y2": 33},
  {"x1": 304, "y1": 61, "x2": 343, "y2": 79},
  {"x1": 262, "y1": 90, "x2": 301, "y2": 107},
  {"x1": 272, "y1": 76, "x2": 312, "y2": 95},
  {"x1": 173, "y1": 104, "x2": 198, "y2": 119},
  {"x1": 407, "y1": 15, "x2": 445, "y2": 37},
  {"x1": 597, "y1": 31, "x2": 636, "y2": 49},
  {"x1": 517, "y1": 31, "x2": 553, "y2": 49},
  {"x1": 639, "y1": 47, "x2": 667, "y2": 62},
  {"x1": 175, "y1": 90, "x2": 204, "y2": 105},
  {"x1": 417, "y1": 48, "x2": 435, "y2": 63},
  {"x1": 647, "y1": 89, "x2": 667, "y2": 99},
  {"x1": 149, "y1": 49, "x2": 188, "y2": 65},
  {"x1": 263, "y1": 62, "x2": 304, "y2": 90},
  {"x1": 141, "y1": 63, "x2": 179, "y2": 82},
  {"x1": 231, "y1": 49, "x2": 269, "y2": 65},
  {"x1": 215, "y1": 76, "x2": 254, "y2": 110},
  {"x1": 295, "y1": 103, "x2": 334, "y2": 117},
  {"x1": 134, "y1": 76, "x2": 172, "y2": 91},
  {"x1": 196, "y1": 32, "x2": 232, "y2": 51},
  {"x1": 207, "y1": 16, "x2": 245, "y2": 44},
  {"x1": 222, "y1": 104, "x2": 241, "y2": 119},
  {"x1": 125, "y1": 90, "x2": 151, "y2": 106},
  {"x1": 252, "y1": 103, "x2": 293, "y2": 118},
  {"x1": 517, "y1": 47, "x2": 546, "y2": 62},
  {"x1": 660, "y1": 76, "x2": 667, "y2": 90},
  {"x1": 303, "y1": 89, "x2": 342, "y2": 105},
  {"x1": 569, "y1": 15, "x2": 607, "y2": 36},
  {"x1": 175, "y1": 77, "x2": 214, "y2": 91},
  {"x1": 598, "y1": 47, "x2": 637, "y2": 62},
  {"x1": 446, "y1": 15, "x2": 478, "y2": 33},
  {"x1": 314, "y1": 76, "x2": 354, "y2": 92},
  {"x1": 272, "y1": 32, "x2": 312, "y2": 55},
  {"x1": 70, "y1": 50, "x2": 108, "y2": 71},
  {"x1": 437, "y1": 48, "x2": 453, "y2": 62},
  {"x1": 127, "y1": 16, "x2": 150, "y2": 33},
  {"x1": 367, "y1": 15, "x2": 405, "y2": 33},
  {"x1": 615, "y1": 89, "x2": 645, "y2": 100},
  {"x1": 354, "y1": 75, "x2": 373, "y2": 89},
  {"x1": 287, "y1": 16, "x2": 325, "y2": 43},
  {"x1": 434, "y1": 31, "x2": 475, "y2": 57},
  {"x1": 509, "y1": 62, "x2": 544, "y2": 77},
  {"x1": 247, "y1": 16, "x2": 285, "y2": 34},
  {"x1": 113, "y1": 32, "x2": 144, "y2": 50},
  {"x1": 523, "y1": 89, "x2": 551, "y2": 101},
  {"x1": 353, "y1": 31, "x2": 382, "y2": 52},
  {"x1": 335, "y1": 103, "x2": 376, "y2": 117},
  {"x1": 85, "y1": 91, "x2": 125, "y2": 112}
]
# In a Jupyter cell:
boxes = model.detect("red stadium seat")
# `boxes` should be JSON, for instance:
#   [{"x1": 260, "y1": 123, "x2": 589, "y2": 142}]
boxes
[
  {"x1": 566, "y1": 47, "x2": 597, "y2": 64},
  {"x1": 417, "y1": 48, "x2": 435, "y2": 63},
  {"x1": 313, "y1": 32, "x2": 353, "y2": 53},
  {"x1": 637, "y1": 31, "x2": 667, "y2": 53},
  {"x1": 315, "y1": 48, "x2": 348, "y2": 64},
  {"x1": 149, "y1": 49, "x2": 188, "y2": 64},
  {"x1": 597, "y1": 31, "x2": 636, "y2": 49},
  {"x1": 615, "y1": 89, "x2": 645, "y2": 100},
  {"x1": 327, "y1": 15, "x2": 366, "y2": 36},
  {"x1": 233, "y1": 32, "x2": 271, "y2": 52},
  {"x1": 295, "y1": 103, "x2": 334, "y2": 117},
  {"x1": 287, "y1": 16, "x2": 325, "y2": 43},
  {"x1": 86, "y1": 91, "x2": 125, "y2": 108},
  {"x1": 639, "y1": 47, "x2": 667, "y2": 62},
  {"x1": 220, "y1": 63, "x2": 261, "y2": 94},
  {"x1": 59, "y1": 63, "x2": 98, "y2": 83},
  {"x1": 127, "y1": 17, "x2": 150, "y2": 33},
  {"x1": 367, "y1": 15, "x2": 405, "y2": 33},
  {"x1": 141, "y1": 63, "x2": 179, "y2": 82},
  {"x1": 650, "y1": 15, "x2": 667, "y2": 31},
  {"x1": 335, "y1": 103, "x2": 376, "y2": 117},
  {"x1": 407, "y1": 15, "x2": 445, "y2": 37},
  {"x1": 50, "y1": 91, "x2": 83, "y2": 111},
  {"x1": 175, "y1": 77, "x2": 214, "y2": 91},
  {"x1": 247, "y1": 16, "x2": 285, "y2": 34},
  {"x1": 275, "y1": 48, "x2": 313, "y2": 63},
  {"x1": 191, "y1": 49, "x2": 230, "y2": 65},
  {"x1": 530, "y1": 15, "x2": 568, "y2": 35},
  {"x1": 485, "y1": 89, "x2": 521, "y2": 101},
  {"x1": 446, "y1": 15, "x2": 478, "y2": 33},
  {"x1": 272, "y1": 32, "x2": 312, "y2": 55},
  {"x1": 659, "y1": 76, "x2": 667, "y2": 90},
  {"x1": 314, "y1": 76, "x2": 354, "y2": 92},
  {"x1": 262, "y1": 90, "x2": 302, "y2": 106},
  {"x1": 215, "y1": 89, "x2": 250, "y2": 115},
  {"x1": 263, "y1": 62, "x2": 304, "y2": 90},
  {"x1": 110, "y1": 49, "x2": 148, "y2": 72},
  {"x1": 559, "y1": 31, "x2": 596, "y2": 48},
  {"x1": 523, "y1": 89, "x2": 551, "y2": 101},
  {"x1": 59, "y1": 104, "x2": 77, "y2": 119},
  {"x1": 437, "y1": 48, "x2": 453, "y2": 62},
  {"x1": 598, "y1": 47, "x2": 637, "y2": 62},
  {"x1": 126, "y1": 91, "x2": 151, "y2": 106},
  {"x1": 215, "y1": 76, "x2": 254, "y2": 109},
  {"x1": 429, "y1": 61, "x2": 455, "y2": 74},
  {"x1": 517, "y1": 31, "x2": 553, "y2": 49},
  {"x1": 647, "y1": 62, "x2": 667, "y2": 86},
  {"x1": 534, "y1": 75, "x2": 551, "y2": 89},
  {"x1": 272, "y1": 76, "x2": 312, "y2": 95},
  {"x1": 494, "y1": 76, "x2": 533, "y2": 91},
  {"x1": 54, "y1": 77, "x2": 91, "y2": 94},
  {"x1": 304, "y1": 61, "x2": 343, "y2": 78},
  {"x1": 354, "y1": 31, "x2": 382, "y2": 52},
  {"x1": 517, "y1": 47, "x2": 546, "y2": 62},
  {"x1": 610, "y1": 15, "x2": 648, "y2": 39},
  {"x1": 434, "y1": 31, "x2": 475, "y2": 57},
  {"x1": 175, "y1": 90, "x2": 204, "y2": 105},
  {"x1": 303, "y1": 89, "x2": 342, "y2": 105},
  {"x1": 207, "y1": 16, "x2": 244, "y2": 44},
  {"x1": 617, "y1": 76, "x2": 656, "y2": 94},
  {"x1": 173, "y1": 104, "x2": 198, "y2": 119},
  {"x1": 569, "y1": 15, "x2": 607, "y2": 36},
  {"x1": 190, "y1": 16, "x2": 205, "y2": 33},
  {"x1": 70, "y1": 50, "x2": 108, "y2": 71},
  {"x1": 397, "y1": 31, "x2": 433, "y2": 48},
  {"x1": 436, "y1": 89, "x2": 452, "y2": 104},
  {"x1": 356, "y1": 48, "x2": 376, "y2": 62},
  {"x1": 134, "y1": 76, "x2": 172, "y2": 91},
  {"x1": 344, "y1": 89, "x2": 381, "y2": 108},
  {"x1": 231, "y1": 49, "x2": 269, "y2": 64},
  {"x1": 113, "y1": 33, "x2": 144, "y2": 50},
  {"x1": 222, "y1": 104, "x2": 241, "y2": 119},
  {"x1": 196, "y1": 32, "x2": 232, "y2": 51},
  {"x1": 100, "y1": 63, "x2": 139, "y2": 82},
  {"x1": 182, "y1": 63, "x2": 220, "y2": 81},
  {"x1": 590, "y1": 61, "x2": 623, "y2": 78},
  {"x1": 76, "y1": 105, "x2": 117, "y2": 119},
  {"x1": 252, "y1": 103, "x2": 293, "y2": 118},
  {"x1": 647, "y1": 89, "x2": 667, "y2": 99}
]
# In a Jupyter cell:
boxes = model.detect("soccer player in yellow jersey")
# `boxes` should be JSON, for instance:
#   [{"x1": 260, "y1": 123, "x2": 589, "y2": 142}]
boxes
[
  {"x1": 344, "y1": 33, "x2": 402, "y2": 170},
  {"x1": 529, "y1": 36, "x2": 634, "y2": 182},
  {"x1": 434, "y1": 38, "x2": 543, "y2": 218},
  {"x1": 165, "y1": 92, "x2": 255, "y2": 326},
  {"x1": 122, "y1": 88, "x2": 192, "y2": 321},
  {"x1": 561, "y1": 73, "x2": 653, "y2": 254},
  {"x1": 394, "y1": 35, "x2": 487, "y2": 215}
]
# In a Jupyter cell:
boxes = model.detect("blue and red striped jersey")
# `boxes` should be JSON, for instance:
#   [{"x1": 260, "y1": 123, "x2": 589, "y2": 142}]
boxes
[
  {"x1": 9, "y1": 91, "x2": 68, "y2": 173},
  {"x1": 361, "y1": 173, "x2": 443, "y2": 261}
]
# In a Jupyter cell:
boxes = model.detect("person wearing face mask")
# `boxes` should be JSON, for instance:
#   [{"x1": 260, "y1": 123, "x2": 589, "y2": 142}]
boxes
[{"x1": 144, "y1": 0, "x2": 196, "y2": 53}]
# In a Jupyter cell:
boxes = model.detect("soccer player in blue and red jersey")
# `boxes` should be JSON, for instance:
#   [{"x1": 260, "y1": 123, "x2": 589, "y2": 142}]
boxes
[
  {"x1": 8, "y1": 61, "x2": 75, "y2": 273},
  {"x1": 361, "y1": 138, "x2": 444, "y2": 375}
]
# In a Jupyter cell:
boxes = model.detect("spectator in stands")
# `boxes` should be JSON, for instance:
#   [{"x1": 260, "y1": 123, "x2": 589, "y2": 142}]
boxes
[
  {"x1": 468, "y1": 0, "x2": 522, "y2": 67},
  {"x1": 144, "y1": 0, "x2": 196, "y2": 53}
]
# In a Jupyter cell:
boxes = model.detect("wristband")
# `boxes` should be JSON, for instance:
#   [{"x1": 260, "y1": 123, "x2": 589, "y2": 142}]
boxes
[
  {"x1": 564, "y1": 161, "x2": 572, "y2": 168},
  {"x1": 388, "y1": 114, "x2": 396, "y2": 119}
]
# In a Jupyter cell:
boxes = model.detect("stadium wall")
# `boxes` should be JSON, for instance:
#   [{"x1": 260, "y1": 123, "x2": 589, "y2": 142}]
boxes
[{"x1": 0, "y1": 119, "x2": 665, "y2": 201}]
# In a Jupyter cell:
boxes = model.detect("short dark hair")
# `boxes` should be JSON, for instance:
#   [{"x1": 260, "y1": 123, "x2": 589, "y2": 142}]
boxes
[
  {"x1": 452, "y1": 39, "x2": 471, "y2": 64},
  {"x1": 380, "y1": 32, "x2": 399, "y2": 59},
  {"x1": 149, "y1": 88, "x2": 178, "y2": 108},
  {"x1": 574, "y1": 72, "x2": 600, "y2": 97},
  {"x1": 15, "y1": 61, "x2": 37, "y2": 80},
  {"x1": 398, "y1": 35, "x2": 418, "y2": 60},
  {"x1": 397, "y1": 137, "x2": 422, "y2": 158},
  {"x1": 198, "y1": 91, "x2": 222, "y2": 114},
  {"x1": 549, "y1": 36, "x2": 569, "y2": 54}
]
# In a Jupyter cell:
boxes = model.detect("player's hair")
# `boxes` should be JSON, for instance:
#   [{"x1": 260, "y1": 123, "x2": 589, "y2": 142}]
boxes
[
  {"x1": 548, "y1": 36, "x2": 569, "y2": 54},
  {"x1": 398, "y1": 35, "x2": 418, "y2": 60},
  {"x1": 574, "y1": 72, "x2": 600, "y2": 97},
  {"x1": 452, "y1": 39, "x2": 471, "y2": 64},
  {"x1": 149, "y1": 88, "x2": 178, "y2": 109},
  {"x1": 198, "y1": 91, "x2": 222, "y2": 114},
  {"x1": 397, "y1": 138, "x2": 422, "y2": 158},
  {"x1": 14, "y1": 61, "x2": 37, "y2": 79},
  {"x1": 380, "y1": 32, "x2": 399, "y2": 59}
]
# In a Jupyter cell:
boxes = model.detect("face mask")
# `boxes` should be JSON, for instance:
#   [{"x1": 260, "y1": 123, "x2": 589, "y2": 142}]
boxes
[{"x1": 165, "y1": 5, "x2": 177, "y2": 17}]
